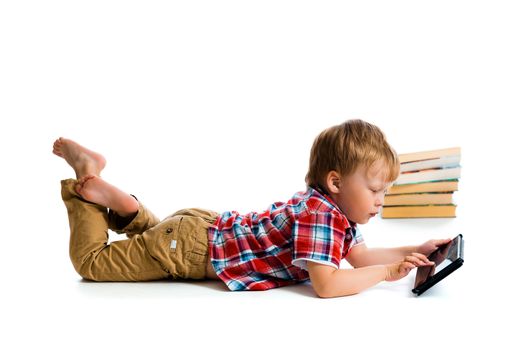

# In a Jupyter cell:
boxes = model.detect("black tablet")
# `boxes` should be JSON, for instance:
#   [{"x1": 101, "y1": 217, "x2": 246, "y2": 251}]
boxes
[{"x1": 412, "y1": 234, "x2": 464, "y2": 296}]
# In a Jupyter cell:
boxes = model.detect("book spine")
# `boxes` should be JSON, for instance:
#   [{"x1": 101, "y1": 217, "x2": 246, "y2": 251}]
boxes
[{"x1": 381, "y1": 205, "x2": 456, "y2": 218}]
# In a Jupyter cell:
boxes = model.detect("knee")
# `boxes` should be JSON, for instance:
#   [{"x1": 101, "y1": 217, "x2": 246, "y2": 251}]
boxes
[{"x1": 70, "y1": 254, "x2": 100, "y2": 281}]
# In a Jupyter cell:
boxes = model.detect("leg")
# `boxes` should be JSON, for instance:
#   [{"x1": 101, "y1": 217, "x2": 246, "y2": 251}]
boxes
[
  {"x1": 54, "y1": 137, "x2": 168, "y2": 281},
  {"x1": 108, "y1": 195, "x2": 162, "y2": 238},
  {"x1": 61, "y1": 179, "x2": 169, "y2": 281}
]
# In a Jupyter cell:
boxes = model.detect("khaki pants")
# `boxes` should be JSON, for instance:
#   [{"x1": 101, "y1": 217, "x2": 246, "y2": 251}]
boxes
[{"x1": 61, "y1": 178, "x2": 220, "y2": 282}]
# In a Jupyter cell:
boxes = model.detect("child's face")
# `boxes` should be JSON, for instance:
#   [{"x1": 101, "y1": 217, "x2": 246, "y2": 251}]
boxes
[{"x1": 328, "y1": 160, "x2": 391, "y2": 225}]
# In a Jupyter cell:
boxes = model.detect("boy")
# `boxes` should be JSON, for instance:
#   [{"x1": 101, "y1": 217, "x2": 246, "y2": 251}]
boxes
[{"x1": 53, "y1": 119, "x2": 450, "y2": 298}]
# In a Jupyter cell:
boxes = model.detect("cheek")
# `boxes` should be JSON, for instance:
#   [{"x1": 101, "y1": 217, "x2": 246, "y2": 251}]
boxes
[
  {"x1": 369, "y1": 195, "x2": 378, "y2": 208},
  {"x1": 356, "y1": 191, "x2": 374, "y2": 209}
]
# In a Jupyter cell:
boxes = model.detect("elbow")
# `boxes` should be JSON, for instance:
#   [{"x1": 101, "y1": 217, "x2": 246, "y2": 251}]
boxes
[
  {"x1": 311, "y1": 279, "x2": 333, "y2": 298},
  {"x1": 314, "y1": 283, "x2": 358, "y2": 299},
  {"x1": 316, "y1": 287, "x2": 332, "y2": 299},
  {"x1": 307, "y1": 261, "x2": 353, "y2": 298},
  {"x1": 313, "y1": 280, "x2": 361, "y2": 298},
  {"x1": 315, "y1": 287, "x2": 359, "y2": 299},
  {"x1": 318, "y1": 289, "x2": 360, "y2": 299}
]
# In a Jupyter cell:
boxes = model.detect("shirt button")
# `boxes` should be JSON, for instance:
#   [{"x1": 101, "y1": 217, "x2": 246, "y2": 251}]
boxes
[{"x1": 166, "y1": 228, "x2": 173, "y2": 234}]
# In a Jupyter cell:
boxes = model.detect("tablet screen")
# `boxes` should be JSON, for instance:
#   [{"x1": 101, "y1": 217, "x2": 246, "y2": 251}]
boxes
[{"x1": 414, "y1": 235, "x2": 463, "y2": 289}]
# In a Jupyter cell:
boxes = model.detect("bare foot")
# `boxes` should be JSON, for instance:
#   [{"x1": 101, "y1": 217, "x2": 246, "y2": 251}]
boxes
[
  {"x1": 53, "y1": 137, "x2": 106, "y2": 178},
  {"x1": 76, "y1": 175, "x2": 139, "y2": 217}
]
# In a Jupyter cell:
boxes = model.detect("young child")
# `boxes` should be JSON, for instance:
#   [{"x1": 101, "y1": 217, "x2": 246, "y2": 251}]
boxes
[{"x1": 53, "y1": 119, "x2": 450, "y2": 298}]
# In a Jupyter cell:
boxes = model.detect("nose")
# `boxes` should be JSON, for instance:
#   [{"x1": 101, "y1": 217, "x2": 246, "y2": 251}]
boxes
[{"x1": 375, "y1": 193, "x2": 385, "y2": 207}]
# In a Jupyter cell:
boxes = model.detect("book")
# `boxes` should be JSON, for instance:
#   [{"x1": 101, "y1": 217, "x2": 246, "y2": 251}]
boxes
[
  {"x1": 395, "y1": 166, "x2": 461, "y2": 185},
  {"x1": 386, "y1": 180, "x2": 459, "y2": 195},
  {"x1": 381, "y1": 205, "x2": 457, "y2": 218},
  {"x1": 400, "y1": 155, "x2": 460, "y2": 173},
  {"x1": 398, "y1": 147, "x2": 461, "y2": 164},
  {"x1": 381, "y1": 146, "x2": 461, "y2": 219},
  {"x1": 384, "y1": 193, "x2": 454, "y2": 206}
]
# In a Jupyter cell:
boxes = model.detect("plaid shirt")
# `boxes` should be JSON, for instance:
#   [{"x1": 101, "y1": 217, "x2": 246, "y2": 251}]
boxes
[{"x1": 208, "y1": 186, "x2": 364, "y2": 291}]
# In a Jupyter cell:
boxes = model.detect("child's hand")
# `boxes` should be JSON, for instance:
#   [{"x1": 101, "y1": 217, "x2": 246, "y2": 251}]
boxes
[
  {"x1": 415, "y1": 238, "x2": 453, "y2": 257},
  {"x1": 384, "y1": 253, "x2": 434, "y2": 282}
]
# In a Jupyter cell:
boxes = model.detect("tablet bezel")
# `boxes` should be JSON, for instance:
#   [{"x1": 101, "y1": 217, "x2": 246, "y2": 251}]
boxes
[{"x1": 412, "y1": 234, "x2": 464, "y2": 296}]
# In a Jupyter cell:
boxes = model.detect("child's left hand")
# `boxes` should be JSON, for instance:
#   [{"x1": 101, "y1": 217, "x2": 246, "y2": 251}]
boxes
[{"x1": 415, "y1": 238, "x2": 453, "y2": 257}]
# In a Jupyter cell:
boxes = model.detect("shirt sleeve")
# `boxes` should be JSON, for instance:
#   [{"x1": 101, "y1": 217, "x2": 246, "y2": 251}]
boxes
[
  {"x1": 291, "y1": 211, "x2": 347, "y2": 271},
  {"x1": 352, "y1": 225, "x2": 365, "y2": 245}
]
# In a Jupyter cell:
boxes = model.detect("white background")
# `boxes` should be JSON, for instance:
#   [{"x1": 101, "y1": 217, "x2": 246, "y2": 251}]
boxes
[{"x1": 1, "y1": 1, "x2": 524, "y2": 349}]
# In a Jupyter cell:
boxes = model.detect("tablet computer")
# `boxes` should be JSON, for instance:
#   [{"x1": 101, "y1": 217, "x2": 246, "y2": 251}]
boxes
[{"x1": 412, "y1": 234, "x2": 464, "y2": 296}]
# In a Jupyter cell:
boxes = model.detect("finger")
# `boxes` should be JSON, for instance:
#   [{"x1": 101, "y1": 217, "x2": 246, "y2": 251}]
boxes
[
  {"x1": 412, "y1": 252, "x2": 430, "y2": 262},
  {"x1": 436, "y1": 238, "x2": 452, "y2": 246},
  {"x1": 401, "y1": 262, "x2": 416, "y2": 272},
  {"x1": 414, "y1": 257, "x2": 432, "y2": 266},
  {"x1": 414, "y1": 253, "x2": 434, "y2": 265},
  {"x1": 405, "y1": 256, "x2": 427, "y2": 266}
]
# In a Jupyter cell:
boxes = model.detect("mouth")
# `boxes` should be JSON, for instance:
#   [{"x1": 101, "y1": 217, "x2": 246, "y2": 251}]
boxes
[{"x1": 369, "y1": 213, "x2": 378, "y2": 218}]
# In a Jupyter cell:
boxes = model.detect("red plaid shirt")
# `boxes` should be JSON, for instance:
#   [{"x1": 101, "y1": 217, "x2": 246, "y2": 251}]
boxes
[{"x1": 208, "y1": 186, "x2": 364, "y2": 291}]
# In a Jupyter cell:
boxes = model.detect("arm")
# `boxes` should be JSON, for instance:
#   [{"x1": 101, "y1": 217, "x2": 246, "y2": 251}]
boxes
[
  {"x1": 346, "y1": 243, "x2": 417, "y2": 267},
  {"x1": 308, "y1": 253, "x2": 434, "y2": 298},
  {"x1": 307, "y1": 261, "x2": 386, "y2": 298},
  {"x1": 346, "y1": 238, "x2": 453, "y2": 267}
]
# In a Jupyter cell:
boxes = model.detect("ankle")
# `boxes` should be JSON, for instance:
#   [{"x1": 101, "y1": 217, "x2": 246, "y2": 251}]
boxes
[{"x1": 75, "y1": 165, "x2": 101, "y2": 179}]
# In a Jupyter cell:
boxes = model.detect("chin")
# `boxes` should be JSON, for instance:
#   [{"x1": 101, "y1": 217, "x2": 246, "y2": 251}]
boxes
[
  {"x1": 345, "y1": 213, "x2": 370, "y2": 225},
  {"x1": 354, "y1": 217, "x2": 370, "y2": 225}
]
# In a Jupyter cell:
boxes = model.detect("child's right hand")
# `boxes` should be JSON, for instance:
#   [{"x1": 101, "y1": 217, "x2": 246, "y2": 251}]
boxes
[{"x1": 384, "y1": 253, "x2": 434, "y2": 282}]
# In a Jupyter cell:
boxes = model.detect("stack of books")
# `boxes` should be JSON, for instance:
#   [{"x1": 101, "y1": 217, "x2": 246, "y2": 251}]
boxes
[{"x1": 381, "y1": 147, "x2": 461, "y2": 218}]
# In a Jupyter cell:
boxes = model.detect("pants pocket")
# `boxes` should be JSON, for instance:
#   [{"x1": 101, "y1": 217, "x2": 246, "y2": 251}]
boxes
[
  {"x1": 142, "y1": 217, "x2": 182, "y2": 277},
  {"x1": 143, "y1": 210, "x2": 217, "y2": 279},
  {"x1": 173, "y1": 216, "x2": 209, "y2": 266}
]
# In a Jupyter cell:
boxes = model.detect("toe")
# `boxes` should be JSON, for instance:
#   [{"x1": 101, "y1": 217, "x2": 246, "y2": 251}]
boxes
[{"x1": 52, "y1": 148, "x2": 62, "y2": 156}]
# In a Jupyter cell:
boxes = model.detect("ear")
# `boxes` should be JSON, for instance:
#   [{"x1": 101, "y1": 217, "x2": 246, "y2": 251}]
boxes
[{"x1": 325, "y1": 170, "x2": 342, "y2": 194}]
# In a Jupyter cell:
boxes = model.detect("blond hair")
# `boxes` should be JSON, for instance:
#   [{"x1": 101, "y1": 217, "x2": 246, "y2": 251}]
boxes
[{"x1": 305, "y1": 119, "x2": 399, "y2": 191}]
